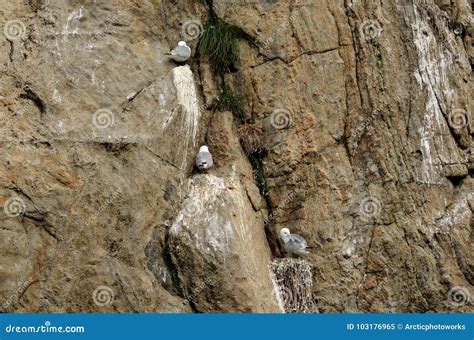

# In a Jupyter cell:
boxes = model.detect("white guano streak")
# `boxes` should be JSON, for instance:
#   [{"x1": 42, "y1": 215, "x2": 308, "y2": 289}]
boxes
[
  {"x1": 411, "y1": 1, "x2": 455, "y2": 184},
  {"x1": 172, "y1": 65, "x2": 201, "y2": 170},
  {"x1": 171, "y1": 175, "x2": 233, "y2": 255}
]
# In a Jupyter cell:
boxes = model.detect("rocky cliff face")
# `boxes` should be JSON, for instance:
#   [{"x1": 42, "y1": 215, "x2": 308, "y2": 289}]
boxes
[{"x1": 0, "y1": 0, "x2": 472, "y2": 313}]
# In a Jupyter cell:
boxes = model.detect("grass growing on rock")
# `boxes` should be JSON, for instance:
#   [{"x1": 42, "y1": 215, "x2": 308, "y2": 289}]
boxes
[
  {"x1": 249, "y1": 153, "x2": 270, "y2": 201},
  {"x1": 214, "y1": 85, "x2": 246, "y2": 123},
  {"x1": 199, "y1": 6, "x2": 272, "y2": 222},
  {"x1": 198, "y1": 13, "x2": 242, "y2": 73},
  {"x1": 369, "y1": 38, "x2": 385, "y2": 92}
]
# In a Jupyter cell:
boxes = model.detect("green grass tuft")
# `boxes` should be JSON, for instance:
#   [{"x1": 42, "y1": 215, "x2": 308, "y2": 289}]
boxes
[
  {"x1": 369, "y1": 38, "x2": 385, "y2": 92},
  {"x1": 249, "y1": 154, "x2": 270, "y2": 200},
  {"x1": 198, "y1": 14, "x2": 242, "y2": 73},
  {"x1": 214, "y1": 85, "x2": 246, "y2": 122}
]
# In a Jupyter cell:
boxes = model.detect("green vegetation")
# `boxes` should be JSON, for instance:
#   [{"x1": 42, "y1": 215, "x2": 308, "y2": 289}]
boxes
[
  {"x1": 199, "y1": 5, "x2": 271, "y2": 205},
  {"x1": 214, "y1": 85, "x2": 246, "y2": 123},
  {"x1": 249, "y1": 154, "x2": 270, "y2": 201},
  {"x1": 198, "y1": 12, "x2": 242, "y2": 73},
  {"x1": 370, "y1": 38, "x2": 385, "y2": 92}
]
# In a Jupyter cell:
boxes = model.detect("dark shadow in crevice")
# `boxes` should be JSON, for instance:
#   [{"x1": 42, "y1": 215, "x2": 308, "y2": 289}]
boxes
[{"x1": 446, "y1": 175, "x2": 465, "y2": 187}]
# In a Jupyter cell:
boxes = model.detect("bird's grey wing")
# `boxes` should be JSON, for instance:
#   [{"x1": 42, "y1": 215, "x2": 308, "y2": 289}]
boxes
[
  {"x1": 288, "y1": 234, "x2": 308, "y2": 248},
  {"x1": 195, "y1": 153, "x2": 203, "y2": 165},
  {"x1": 173, "y1": 45, "x2": 191, "y2": 58},
  {"x1": 196, "y1": 152, "x2": 212, "y2": 165}
]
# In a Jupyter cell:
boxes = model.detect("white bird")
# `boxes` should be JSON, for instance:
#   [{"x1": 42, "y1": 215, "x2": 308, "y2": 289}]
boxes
[
  {"x1": 279, "y1": 228, "x2": 311, "y2": 256},
  {"x1": 195, "y1": 145, "x2": 213, "y2": 170},
  {"x1": 165, "y1": 41, "x2": 191, "y2": 63}
]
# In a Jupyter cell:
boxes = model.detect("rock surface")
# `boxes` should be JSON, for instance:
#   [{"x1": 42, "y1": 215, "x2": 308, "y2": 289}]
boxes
[{"x1": 0, "y1": 0, "x2": 472, "y2": 313}]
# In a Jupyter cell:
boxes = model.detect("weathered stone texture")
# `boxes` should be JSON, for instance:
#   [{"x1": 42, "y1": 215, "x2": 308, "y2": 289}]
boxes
[{"x1": 0, "y1": 0, "x2": 472, "y2": 313}]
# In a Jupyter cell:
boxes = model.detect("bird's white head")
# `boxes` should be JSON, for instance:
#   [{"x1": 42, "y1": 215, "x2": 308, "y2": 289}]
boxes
[
  {"x1": 199, "y1": 145, "x2": 209, "y2": 153},
  {"x1": 178, "y1": 41, "x2": 187, "y2": 47},
  {"x1": 280, "y1": 228, "x2": 290, "y2": 239}
]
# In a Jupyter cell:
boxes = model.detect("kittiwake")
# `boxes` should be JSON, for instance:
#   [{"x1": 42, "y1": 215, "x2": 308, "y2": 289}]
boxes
[
  {"x1": 165, "y1": 41, "x2": 191, "y2": 63},
  {"x1": 279, "y1": 228, "x2": 311, "y2": 255},
  {"x1": 195, "y1": 145, "x2": 213, "y2": 170}
]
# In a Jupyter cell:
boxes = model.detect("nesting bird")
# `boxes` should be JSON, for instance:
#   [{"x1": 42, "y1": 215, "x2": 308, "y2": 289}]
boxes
[
  {"x1": 195, "y1": 145, "x2": 213, "y2": 171},
  {"x1": 279, "y1": 228, "x2": 311, "y2": 256},
  {"x1": 165, "y1": 41, "x2": 192, "y2": 63}
]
